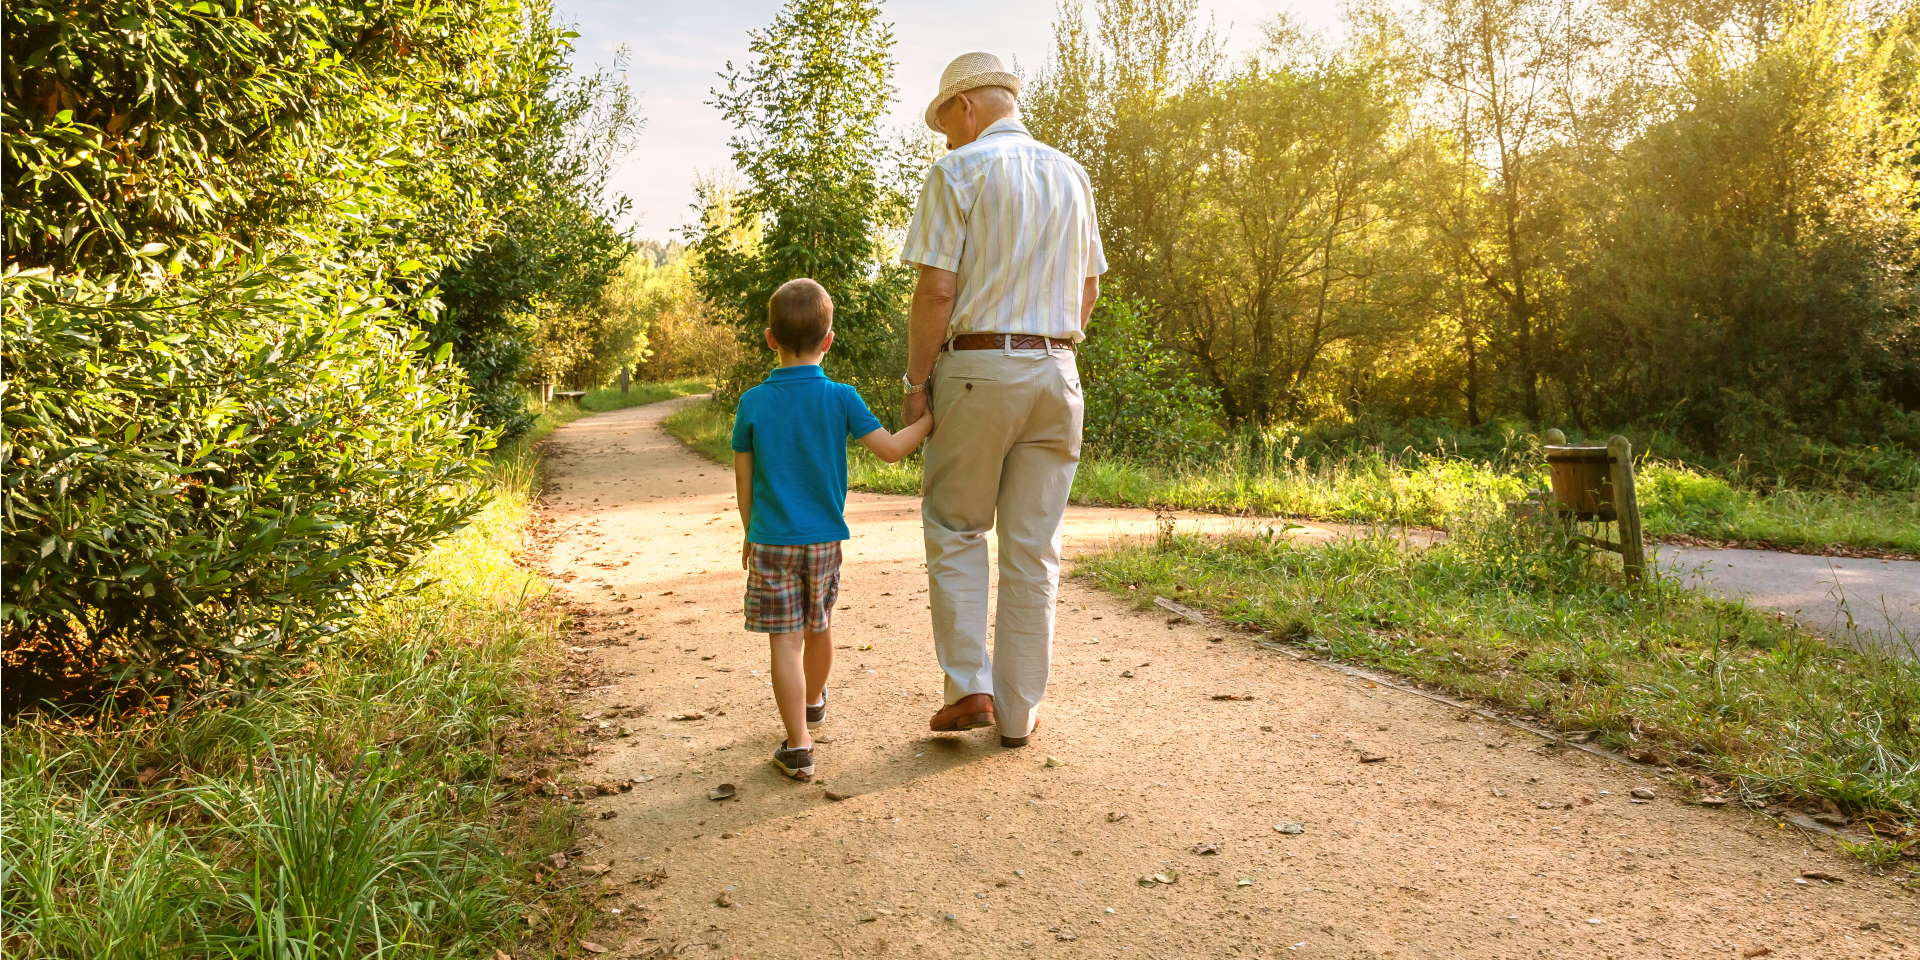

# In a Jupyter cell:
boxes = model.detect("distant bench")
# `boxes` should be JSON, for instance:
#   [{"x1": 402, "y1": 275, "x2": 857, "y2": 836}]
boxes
[{"x1": 553, "y1": 390, "x2": 587, "y2": 407}]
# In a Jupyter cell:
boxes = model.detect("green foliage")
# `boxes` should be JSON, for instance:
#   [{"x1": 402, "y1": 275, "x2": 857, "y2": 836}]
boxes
[
  {"x1": 628, "y1": 246, "x2": 741, "y2": 385},
  {"x1": 1025, "y1": 0, "x2": 1919, "y2": 458},
  {"x1": 1568, "y1": 1, "x2": 1920, "y2": 450},
  {"x1": 430, "y1": 66, "x2": 639, "y2": 436},
  {"x1": 1078, "y1": 293, "x2": 1223, "y2": 457},
  {"x1": 0, "y1": 0, "x2": 601, "y2": 706},
  {"x1": 3, "y1": 265, "x2": 487, "y2": 707},
  {"x1": 1, "y1": 445, "x2": 591, "y2": 958},
  {"x1": 690, "y1": 0, "x2": 918, "y2": 409},
  {"x1": 1078, "y1": 521, "x2": 1920, "y2": 820}
]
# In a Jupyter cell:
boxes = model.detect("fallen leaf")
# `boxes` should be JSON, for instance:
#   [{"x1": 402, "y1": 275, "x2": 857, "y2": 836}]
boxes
[
  {"x1": 1799, "y1": 870, "x2": 1845, "y2": 883},
  {"x1": 1209, "y1": 693, "x2": 1256, "y2": 702},
  {"x1": 670, "y1": 712, "x2": 706, "y2": 722},
  {"x1": 1106, "y1": 811, "x2": 1129, "y2": 823},
  {"x1": 1043, "y1": 756, "x2": 1065, "y2": 768},
  {"x1": 1742, "y1": 948, "x2": 1774, "y2": 958},
  {"x1": 579, "y1": 941, "x2": 609, "y2": 954},
  {"x1": 1190, "y1": 843, "x2": 1221, "y2": 855},
  {"x1": 1236, "y1": 878, "x2": 1254, "y2": 887},
  {"x1": 708, "y1": 783, "x2": 737, "y2": 801},
  {"x1": 824, "y1": 789, "x2": 853, "y2": 801},
  {"x1": 1358, "y1": 751, "x2": 1389, "y2": 763},
  {"x1": 1273, "y1": 822, "x2": 1305, "y2": 835}
]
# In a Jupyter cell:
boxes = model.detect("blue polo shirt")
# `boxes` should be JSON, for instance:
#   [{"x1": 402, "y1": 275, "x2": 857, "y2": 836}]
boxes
[{"x1": 730, "y1": 365, "x2": 884, "y2": 545}]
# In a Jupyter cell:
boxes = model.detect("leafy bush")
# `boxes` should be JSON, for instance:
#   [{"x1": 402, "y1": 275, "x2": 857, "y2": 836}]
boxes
[
  {"x1": 1, "y1": 0, "x2": 573, "y2": 707},
  {"x1": 2, "y1": 264, "x2": 487, "y2": 707},
  {"x1": 1080, "y1": 294, "x2": 1223, "y2": 459}
]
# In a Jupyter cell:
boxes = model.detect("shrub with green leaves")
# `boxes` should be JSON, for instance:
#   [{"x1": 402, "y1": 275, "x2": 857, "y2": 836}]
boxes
[
  {"x1": 1079, "y1": 293, "x2": 1224, "y2": 459},
  {"x1": 1, "y1": 0, "x2": 573, "y2": 707},
  {"x1": 3, "y1": 263, "x2": 487, "y2": 707}
]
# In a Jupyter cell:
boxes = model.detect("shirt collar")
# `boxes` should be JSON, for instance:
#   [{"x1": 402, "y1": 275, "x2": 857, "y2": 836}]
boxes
[
  {"x1": 979, "y1": 116, "x2": 1030, "y2": 140},
  {"x1": 765, "y1": 364, "x2": 826, "y2": 382}
]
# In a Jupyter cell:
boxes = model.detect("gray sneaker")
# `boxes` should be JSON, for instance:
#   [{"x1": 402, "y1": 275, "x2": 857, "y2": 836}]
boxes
[
  {"x1": 806, "y1": 689, "x2": 828, "y2": 725},
  {"x1": 772, "y1": 741, "x2": 814, "y2": 781}
]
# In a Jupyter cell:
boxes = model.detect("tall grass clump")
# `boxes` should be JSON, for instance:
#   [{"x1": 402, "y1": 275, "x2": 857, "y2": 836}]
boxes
[
  {"x1": 1076, "y1": 514, "x2": 1920, "y2": 829},
  {"x1": 0, "y1": 426, "x2": 589, "y2": 959},
  {"x1": 663, "y1": 397, "x2": 1920, "y2": 553}
]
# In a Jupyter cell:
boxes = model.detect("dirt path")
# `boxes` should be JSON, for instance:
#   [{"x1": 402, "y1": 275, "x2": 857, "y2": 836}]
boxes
[{"x1": 535, "y1": 398, "x2": 1915, "y2": 960}]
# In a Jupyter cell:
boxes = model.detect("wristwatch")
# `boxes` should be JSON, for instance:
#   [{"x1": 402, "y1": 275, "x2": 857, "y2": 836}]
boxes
[{"x1": 902, "y1": 374, "x2": 929, "y2": 396}]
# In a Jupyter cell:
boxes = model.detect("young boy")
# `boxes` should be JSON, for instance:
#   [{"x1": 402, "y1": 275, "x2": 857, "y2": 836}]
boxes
[{"x1": 732, "y1": 278, "x2": 933, "y2": 780}]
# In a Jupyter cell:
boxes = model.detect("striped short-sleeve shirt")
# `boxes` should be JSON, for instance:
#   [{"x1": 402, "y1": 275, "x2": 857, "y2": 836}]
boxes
[{"x1": 900, "y1": 116, "x2": 1108, "y2": 343}]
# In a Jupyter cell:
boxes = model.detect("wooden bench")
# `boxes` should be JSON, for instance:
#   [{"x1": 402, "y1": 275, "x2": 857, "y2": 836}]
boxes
[{"x1": 553, "y1": 390, "x2": 587, "y2": 408}]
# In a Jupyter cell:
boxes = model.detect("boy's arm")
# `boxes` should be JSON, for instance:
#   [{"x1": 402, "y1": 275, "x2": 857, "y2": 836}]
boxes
[
  {"x1": 733, "y1": 451, "x2": 753, "y2": 568},
  {"x1": 857, "y1": 413, "x2": 934, "y2": 464}
]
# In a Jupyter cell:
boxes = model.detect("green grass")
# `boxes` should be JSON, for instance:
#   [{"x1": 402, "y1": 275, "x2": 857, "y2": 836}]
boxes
[
  {"x1": 663, "y1": 398, "x2": 1920, "y2": 553},
  {"x1": 1075, "y1": 520, "x2": 1920, "y2": 834},
  {"x1": 576, "y1": 378, "x2": 706, "y2": 413},
  {"x1": 1, "y1": 413, "x2": 594, "y2": 958}
]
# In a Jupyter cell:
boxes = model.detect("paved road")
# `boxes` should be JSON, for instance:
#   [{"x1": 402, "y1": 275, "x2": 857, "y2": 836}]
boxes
[{"x1": 1655, "y1": 546, "x2": 1919, "y2": 659}]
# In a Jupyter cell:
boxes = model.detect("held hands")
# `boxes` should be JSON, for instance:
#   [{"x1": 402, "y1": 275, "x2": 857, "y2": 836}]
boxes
[{"x1": 902, "y1": 385, "x2": 931, "y2": 432}]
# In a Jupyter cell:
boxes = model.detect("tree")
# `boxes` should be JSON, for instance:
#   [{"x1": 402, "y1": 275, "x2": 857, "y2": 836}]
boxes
[
  {"x1": 1567, "y1": 1, "x2": 1920, "y2": 448},
  {"x1": 689, "y1": 0, "x2": 915, "y2": 408},
  {"x1": 430, "y1": 65, "x2": 638, "y2": 434}
]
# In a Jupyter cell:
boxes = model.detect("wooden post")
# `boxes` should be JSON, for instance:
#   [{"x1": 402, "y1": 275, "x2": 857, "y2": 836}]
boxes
[
  {"x1": 619, "y1": 365, "x2": 631, "y2": 396},
  {"x1": 1607, "y1": 435, "x2": 1646, "y2": 582},
  {"x1": 541, "y1": 381, "x2": 553, "y2": 404}
]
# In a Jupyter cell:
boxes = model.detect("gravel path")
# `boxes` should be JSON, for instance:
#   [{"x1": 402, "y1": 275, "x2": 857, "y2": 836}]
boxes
[{"x1": 536, "y1": 397, "x2": 1916, "y2": 959}]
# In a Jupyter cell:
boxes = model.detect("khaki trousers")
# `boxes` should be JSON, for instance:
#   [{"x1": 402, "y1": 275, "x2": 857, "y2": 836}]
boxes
[{"x1": 922, "y1": 346, "x2": 1082, "y2": 738}]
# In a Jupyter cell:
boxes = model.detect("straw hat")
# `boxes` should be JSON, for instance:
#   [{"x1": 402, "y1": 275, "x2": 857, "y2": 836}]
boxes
[{"x1": 924, "y1": 51, "x2": 1021, "y2": 132}]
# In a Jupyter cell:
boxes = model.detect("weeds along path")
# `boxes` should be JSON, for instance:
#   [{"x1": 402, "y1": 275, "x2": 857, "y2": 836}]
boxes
[{"x1": 534, "y1": 397, "x2": 1916, "y2": 959}]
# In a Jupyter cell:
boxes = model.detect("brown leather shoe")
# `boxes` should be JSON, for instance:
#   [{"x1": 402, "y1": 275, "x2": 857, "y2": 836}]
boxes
[
  {"x1": 930, "y1": 693, "x2": 995, "y2": 732},
  {"x1": 999, "y1": 719, "x2": 1039, "y2": 749}
]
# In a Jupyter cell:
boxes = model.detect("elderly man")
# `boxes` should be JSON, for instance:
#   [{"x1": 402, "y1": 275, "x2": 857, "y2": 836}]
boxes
[{"x1": 899, "y1": 52, "x2": 1106, "y2": 749}]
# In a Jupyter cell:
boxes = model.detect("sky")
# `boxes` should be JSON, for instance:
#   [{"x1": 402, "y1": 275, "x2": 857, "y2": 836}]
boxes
[{"x1": 555, "y1": 1, "x2": 1348, "y2": 242}]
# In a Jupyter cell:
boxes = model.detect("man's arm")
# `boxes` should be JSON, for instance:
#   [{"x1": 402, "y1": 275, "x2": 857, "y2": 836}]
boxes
[
  {"x1": 1080, "y1": 275, "x2": 1100, "y2": 331},
  {"x1": 858, "y1": 414, "x2": 935, "y2": 464},
  {"x1": 903, "y1": 264, "x2": 957, "y2": 424},
  {"x1": 733, "y1": 451, "x2": 753, "y2": 568}
]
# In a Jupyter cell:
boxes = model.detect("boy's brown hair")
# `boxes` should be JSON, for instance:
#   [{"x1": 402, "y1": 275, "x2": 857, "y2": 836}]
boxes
[{"x1": 767, "y1": 278, "x2": 833, "y2": 354}]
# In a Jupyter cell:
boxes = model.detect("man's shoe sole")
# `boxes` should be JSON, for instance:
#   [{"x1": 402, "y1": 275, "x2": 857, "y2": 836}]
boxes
[
  {"x1": 999, "y1": 720, "x2": 1039, "y2": 748},
  {"x1": 931, "y1": 711, "x2": 994, "y2": 732}
]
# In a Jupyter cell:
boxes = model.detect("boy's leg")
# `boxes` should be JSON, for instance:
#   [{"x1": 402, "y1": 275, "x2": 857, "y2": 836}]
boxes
[
  {"x1": 803, "y1": 627, "x2": 832, "y2": 708},
  {"x1": 768, "y1": 631, "x2": 812, "y2": 750}
]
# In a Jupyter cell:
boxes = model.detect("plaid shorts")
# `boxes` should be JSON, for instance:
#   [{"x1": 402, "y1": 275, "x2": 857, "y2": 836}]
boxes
[{"x1": 743, "y1": 542, "x2": 842, "y2": 634}]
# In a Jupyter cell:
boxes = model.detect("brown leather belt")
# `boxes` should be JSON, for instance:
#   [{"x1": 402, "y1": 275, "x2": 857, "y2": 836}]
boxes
[{"x1": 943, "y1": 333, "x2": 1075, "y2": 351}]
